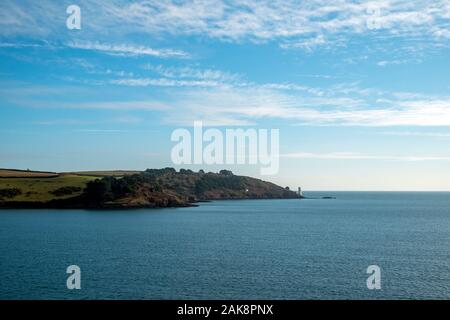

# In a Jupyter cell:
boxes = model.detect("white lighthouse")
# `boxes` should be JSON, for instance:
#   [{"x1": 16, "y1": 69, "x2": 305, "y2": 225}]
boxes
[{"x1": 298, "y1": 187, "x2": 303, "y2": 197}]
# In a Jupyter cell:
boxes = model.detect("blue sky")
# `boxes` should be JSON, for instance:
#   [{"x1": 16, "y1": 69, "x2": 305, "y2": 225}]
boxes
[{"x1": 1, "y1": 0, "x2": 450, "y2": 190}]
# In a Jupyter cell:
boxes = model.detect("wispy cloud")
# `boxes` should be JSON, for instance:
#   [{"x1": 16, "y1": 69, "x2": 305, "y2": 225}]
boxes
[
  {"x1": 382, "y1": 131, "x2": 450, "y2": 138},
  {"x1": 7, "y1": 81, "x2": 450, "y2": 127},
  {"x1": 67, "y1": 41, "x2": 189, "y2": 58},
  {"x1": 64, "y1": 100, "x2": 170, "y2": 111},
  {"x1": 143, "y1": 64, "x2": 241, "y2": 82},
  {"x1": 110, "y1": 78, "x2": 221, "y2": 88},
  {"x1": 147, "y1": 86, "x2": 450, "y2": 127},
  {"x1": 1, "y1": 0, "x2": 449, "y2": 53},
  {"x1": 11, "y1": 97, "x2": 170, "y2": 111},
  {"x1": 280, "y1": 35, "x2": 329, "y2": 51},
  {"x1": 34, "y1": 116, "x2": 143, "y2": 126},
  {"x1": 282, "y1": 152, "x2": 450, "y2": 162},
  {"x1": 110, "y1": 64, "x2": 247, "y2": 89},
  {"x1": 0, "y1": 42, "x2": 44, "y2": 48},
  {"x1": 377, "y1": 59, "x2": 408, "y2": 67}
]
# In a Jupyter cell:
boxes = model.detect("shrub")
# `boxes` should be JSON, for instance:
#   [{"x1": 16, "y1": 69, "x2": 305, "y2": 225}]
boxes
[
  {"x1": 50, "y1": 186, "x2": 82, "y2": 197},
  {"x1": 0, "y1": 188, "x2": 22, "y2": 199},
  {"x1": 219, "y1": 170, "x2": 233, "y2": 176},
  {"x1": 84, "y1": 174, "x2": 162, "y2": 204},
  {"x1": 195, "y1": 174, "x2": 245, "y2": 195}
]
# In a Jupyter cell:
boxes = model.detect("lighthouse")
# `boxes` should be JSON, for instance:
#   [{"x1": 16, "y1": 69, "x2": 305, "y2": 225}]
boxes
[{"x1": 298, "y1": 187, "x2": 303, "y2": 197}]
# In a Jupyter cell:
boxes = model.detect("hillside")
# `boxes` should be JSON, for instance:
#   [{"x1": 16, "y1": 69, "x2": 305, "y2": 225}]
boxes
[
  {"x1": 0, "y1": 168, "x2": 59, "y2": 178},
  {"x1": 0, "y1": 168, "x2": 301, "y2": 209}
]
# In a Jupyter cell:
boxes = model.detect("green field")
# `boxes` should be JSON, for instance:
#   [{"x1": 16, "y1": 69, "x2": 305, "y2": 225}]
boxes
[
  {"x1": 0, "y1": 169, "x2": 58, "y2": 178},
  {"x1": 65, "y1": 170, "x2": 141, "y2": 177},
  {"x1": 0, "y1": 174, "x2": 97, "y2": 202}
]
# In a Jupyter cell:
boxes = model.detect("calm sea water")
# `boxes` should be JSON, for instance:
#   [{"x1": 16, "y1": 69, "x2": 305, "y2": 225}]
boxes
[{"x1": 1, "y1": 192, "x2": 450, "y2": 300}]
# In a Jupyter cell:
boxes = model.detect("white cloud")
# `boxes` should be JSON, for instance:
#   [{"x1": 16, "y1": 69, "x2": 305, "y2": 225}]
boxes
[
  {"x1": 69, "y1": 100, "x2": 170, "y2": 111},
  {"x1": 282, "y1": 152, "x2": 450, "y2": 161},
  {"x1": 17, "y1": 80, "x2": 448, "y2": 127},
  {"x1": 67, "y1": 41, "x2": 189, "y2": 58},
  {"x1": 110, "y1": 78, "x2": 221, "y2": 88},
  {"x1": 382, "y1": 131, "x2": 450, "y2": 138},
  {"x1": 280, "y1": 35, "x2": 328, "y2": 51},
  {"x1": 5, "y1": 78, "x2": 450, "y2": 127},
  {"x1": 105, "y1": 64, "x2": 245, "y2": 88},
  {"x1": 12, "y1": 97, "x2": 170, "y2": 111},
  {"x1": 143, "y1": 85, "x2": 450, "y2": 127},
  {"x1": 0, "y1": 43, "x2": 44, "y2": 48},
  {"x1": 143, "y1": 64, "x2": 241, "y2": 82},
  {"x1": 377, "y1": 59, "x2": 408, "y2": 66},
  {"x1": 433, "y1": 27, "x2": 450, "y2": 39},
  {"x1": 1, "y1": 0, "x2": 449, "y2": 52}
]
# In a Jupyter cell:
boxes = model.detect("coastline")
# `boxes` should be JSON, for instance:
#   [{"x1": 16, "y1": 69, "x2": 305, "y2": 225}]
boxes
[
  {"x1": 0, "y1": 195, "x2": 303, "y2": 210},
  {"x1": 0, "y1": 168, "x2": 302, "y2": 210}
]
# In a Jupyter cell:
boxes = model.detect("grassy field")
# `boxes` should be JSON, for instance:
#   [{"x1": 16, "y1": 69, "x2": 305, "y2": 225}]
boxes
[
  {"x1": 0, "y1": 169, "x2": 58, "y2": 178},
  {"x1": 65, "y1": 170, "x2": 141, "y2": 177},
  {"x1": 0, "y1": 170, "x2": 140, "y2": 202},
  {"x1": 0, "y1": 174, "x2": 97, "y2": 202}
]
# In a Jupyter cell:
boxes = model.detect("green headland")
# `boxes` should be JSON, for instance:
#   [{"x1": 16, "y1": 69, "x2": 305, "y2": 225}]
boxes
[{"x1": 0, "y1": 168, "x2": 301, "y2": 209}]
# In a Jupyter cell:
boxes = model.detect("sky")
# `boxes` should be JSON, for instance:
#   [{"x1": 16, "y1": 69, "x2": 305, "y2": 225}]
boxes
[{"x1": 0, "y1": 0, "x2": 450, "y2": 191}]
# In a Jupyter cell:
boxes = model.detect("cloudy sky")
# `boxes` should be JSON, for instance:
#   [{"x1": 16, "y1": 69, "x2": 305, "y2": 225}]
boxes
[{"x1": 1, "y1": 0, "x2": 450, "y2": 190}]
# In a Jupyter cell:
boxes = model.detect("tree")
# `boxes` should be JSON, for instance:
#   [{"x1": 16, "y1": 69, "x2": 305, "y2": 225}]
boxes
[{"x1": 219, "y1": 170, "x2": 233, "y2": 176}]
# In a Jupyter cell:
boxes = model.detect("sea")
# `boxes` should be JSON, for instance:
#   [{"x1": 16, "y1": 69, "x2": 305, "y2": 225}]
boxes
[{"x1": 1, "y1": 192, "x2": 449, "y2": 299}]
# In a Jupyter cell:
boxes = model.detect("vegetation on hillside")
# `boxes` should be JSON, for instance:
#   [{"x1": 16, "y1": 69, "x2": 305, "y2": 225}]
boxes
[
  {"x1": 0, "y1": 175, "x2": 96, "y2": 202},
  {"x1": 0, "y1": 169, "x2": 58, "y2": 178},
  {"x1": 0, "y1": 188, "x2": 22, "y2": 199},
  {"x1": 0, "y1": 168, "x2": 300, "y2": 209}
]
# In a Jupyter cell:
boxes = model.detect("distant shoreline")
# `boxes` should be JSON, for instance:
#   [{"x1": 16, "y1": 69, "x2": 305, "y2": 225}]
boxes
[{"x1": 0, "y1": 168, "x2": 302, "y2": 210}]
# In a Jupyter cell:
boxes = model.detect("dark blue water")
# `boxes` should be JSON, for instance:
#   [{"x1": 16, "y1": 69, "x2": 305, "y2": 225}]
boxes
[{"x1": 1, "y1": 192, "x2": 450, "y2": 299}]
